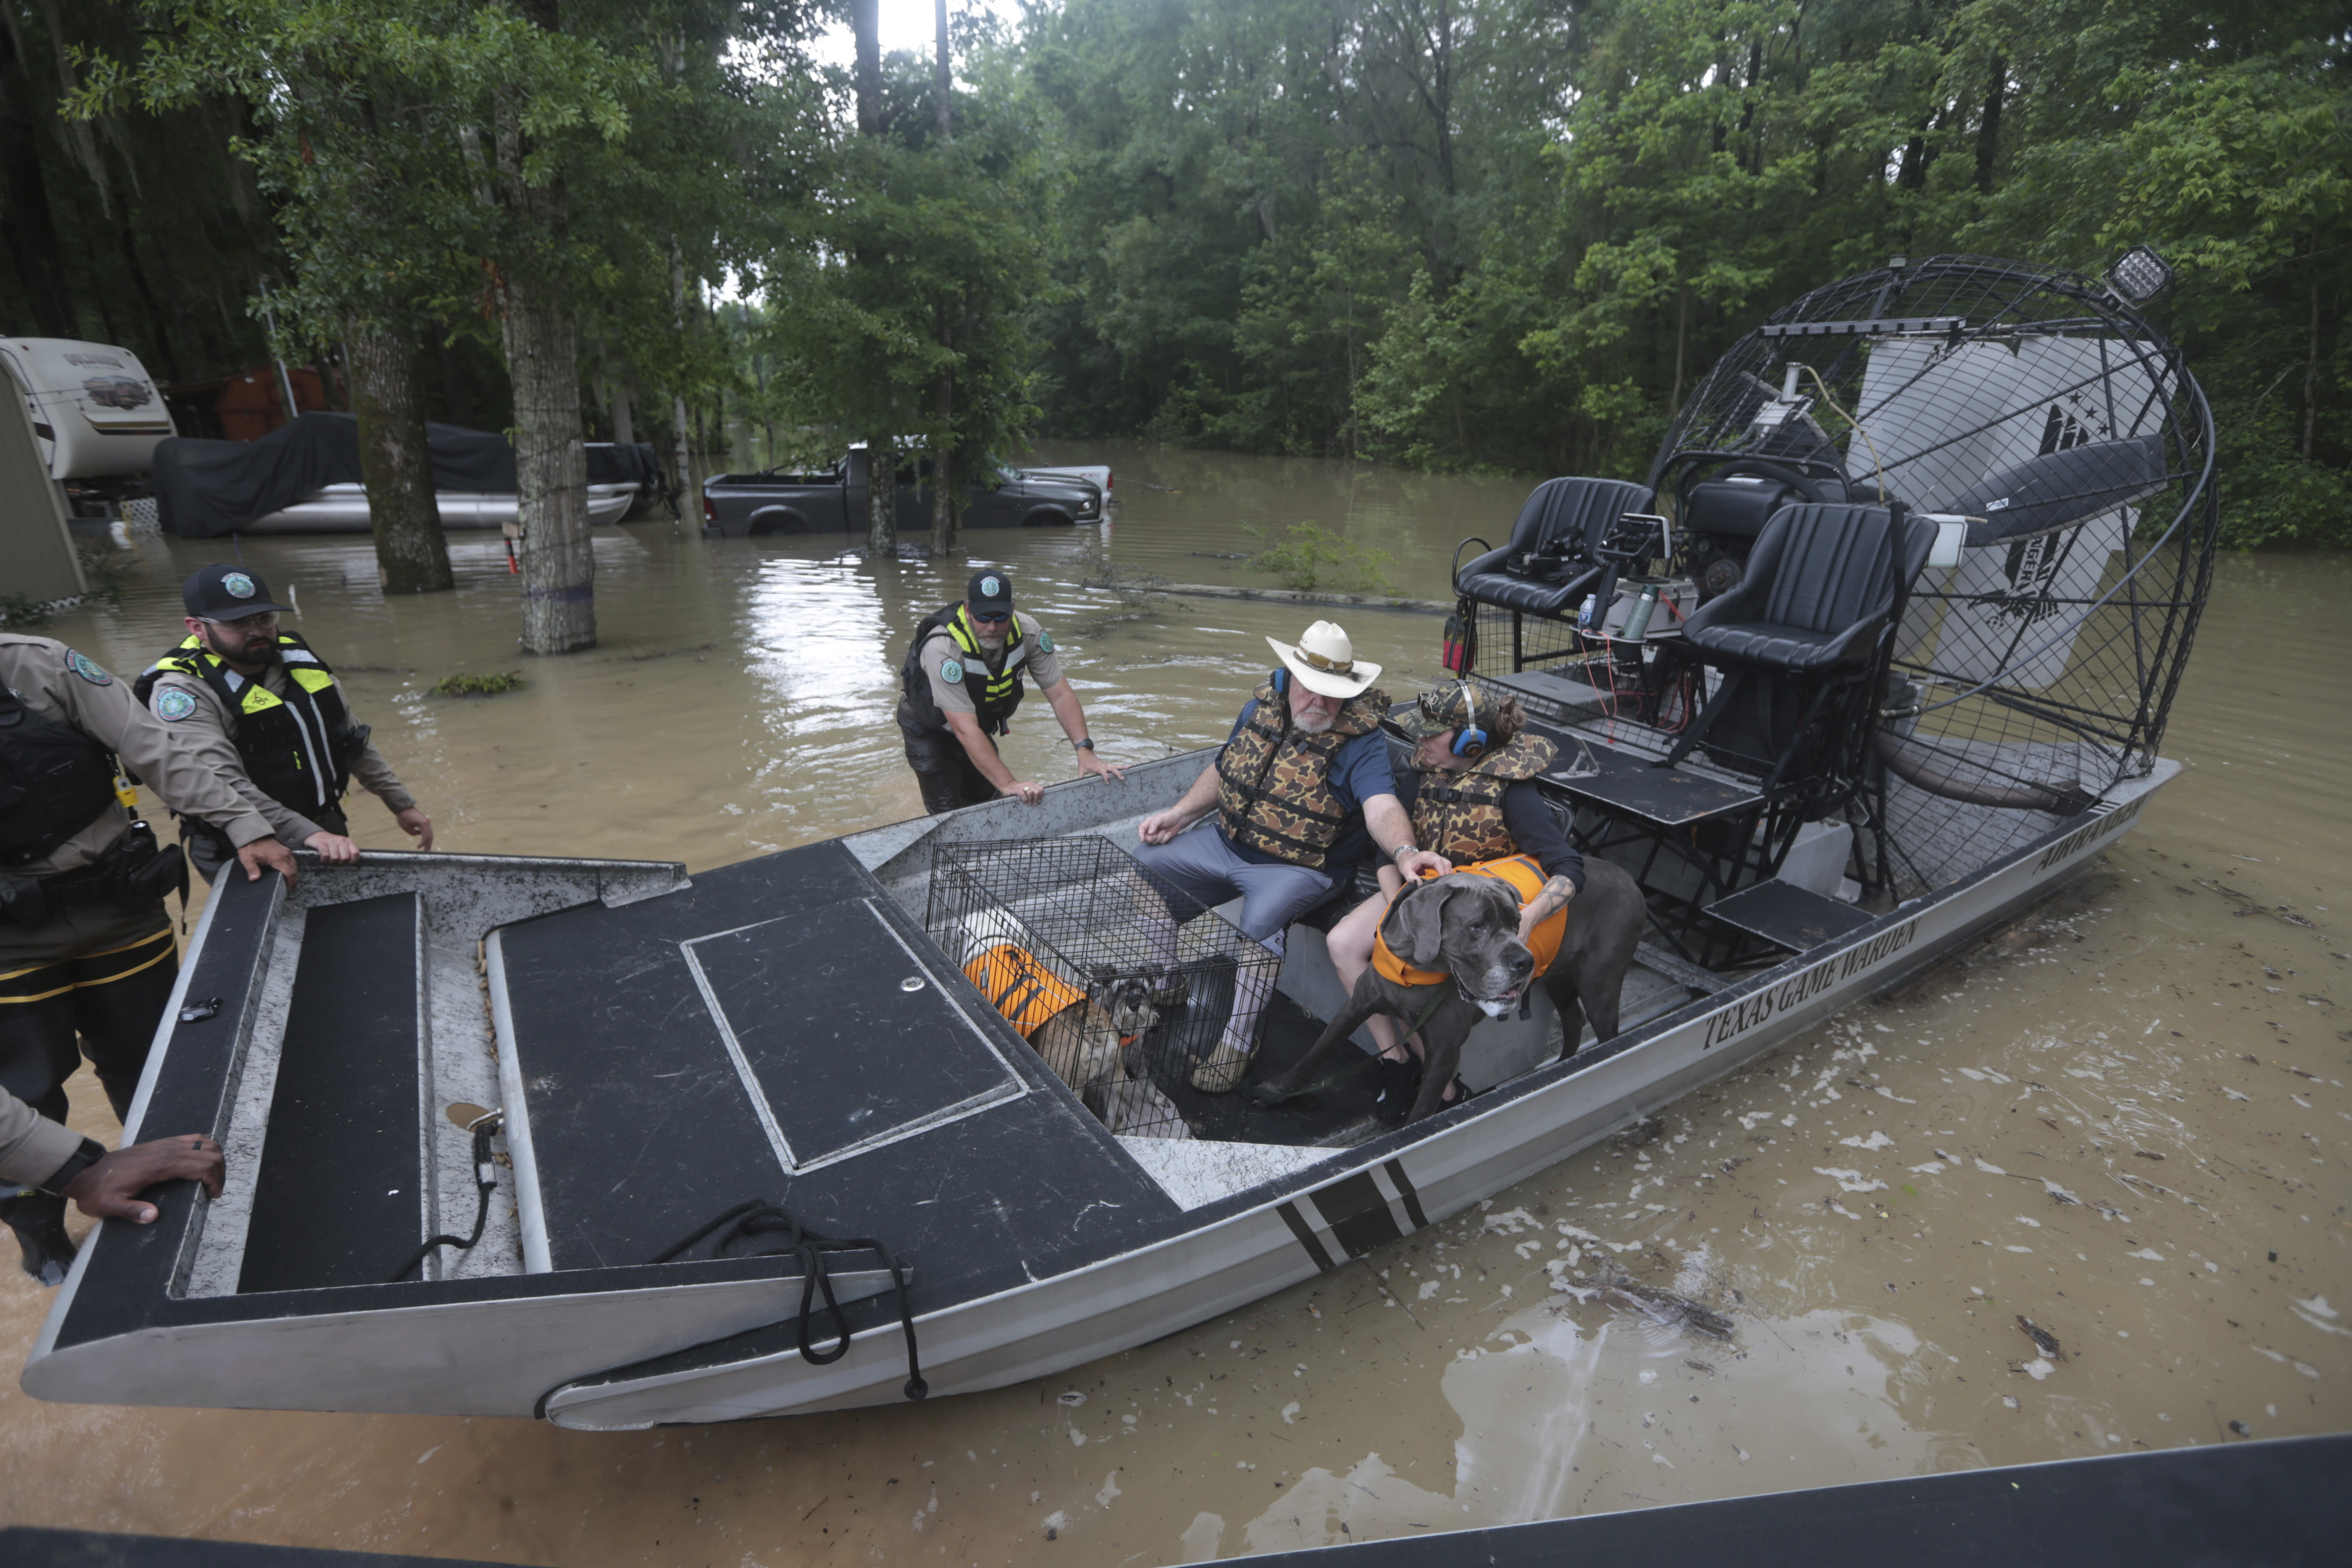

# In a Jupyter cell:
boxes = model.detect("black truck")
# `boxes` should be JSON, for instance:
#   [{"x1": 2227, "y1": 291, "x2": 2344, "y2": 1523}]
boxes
[{"x1": 701, "y1": 447, "x2": 1102, "y2": 537}]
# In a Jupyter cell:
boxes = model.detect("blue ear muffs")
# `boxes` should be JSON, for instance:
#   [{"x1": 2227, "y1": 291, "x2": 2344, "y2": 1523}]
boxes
[{"x1": 1450, "y1": 684, "x2": 1490, "y2": 759}]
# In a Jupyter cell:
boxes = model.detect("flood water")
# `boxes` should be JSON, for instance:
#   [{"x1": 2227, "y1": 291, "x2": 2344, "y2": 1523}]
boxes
[{"x1": 2, "y1": 441, "x2": 2344, "y2": 1563}]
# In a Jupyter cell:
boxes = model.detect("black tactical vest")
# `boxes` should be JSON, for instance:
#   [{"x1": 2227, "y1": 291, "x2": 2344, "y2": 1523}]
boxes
[
  {"x1": 0, "y1": 684, "x2": 118, "y2": 870},
  {"x1": 896, "y1": 603, "x2": 1031, "y2": 738},
  {"x1": 136, "y1": 631, "x2": 360, "y2": 829}
]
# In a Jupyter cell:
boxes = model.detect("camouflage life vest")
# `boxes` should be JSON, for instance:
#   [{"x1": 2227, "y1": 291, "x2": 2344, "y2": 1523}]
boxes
[
  {"x1": 1407, "y1": 732, "x2": 1558, "y2": 866},
  {"x1": 1214, "y1": 679, "x2": 1390, "y2": 869}
]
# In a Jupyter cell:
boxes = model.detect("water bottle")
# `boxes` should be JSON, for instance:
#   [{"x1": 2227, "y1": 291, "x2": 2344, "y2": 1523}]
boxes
[
  {"x1": 1575, "y1": 593, "x2": 1598, "y2": 631},
  {"x1": 1621, "y1": 583, "x2": 1661, "y2": 642}
]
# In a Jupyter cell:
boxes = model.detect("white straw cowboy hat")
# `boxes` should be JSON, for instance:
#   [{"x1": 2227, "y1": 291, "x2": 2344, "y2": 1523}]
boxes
[{"x1": 1265, "y1": 621, "x2": 1381, "y2": 699}]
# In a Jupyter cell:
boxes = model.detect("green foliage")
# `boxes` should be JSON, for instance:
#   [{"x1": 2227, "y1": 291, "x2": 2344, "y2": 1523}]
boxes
[
  {"x1": 428, "y1": 670, "x2": 526, "y2": 697},
  {"x1": 1245, "y1": 521, "x2": 1397, "y2": 596},
  {"x1": 1020, "y1": 0, "x2": 2350, "y2": 545},
  {"x1": 762, "y1": 37, "x2": 1051, "y2": 500}
]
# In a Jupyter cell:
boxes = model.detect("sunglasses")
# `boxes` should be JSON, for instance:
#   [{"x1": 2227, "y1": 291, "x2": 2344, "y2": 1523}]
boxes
[{"x1": 969, "y1": 610, "x2": 1012, "y2": 624}]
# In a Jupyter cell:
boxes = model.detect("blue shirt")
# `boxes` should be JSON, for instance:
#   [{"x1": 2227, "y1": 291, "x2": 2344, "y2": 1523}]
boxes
[{"x1": 1218, "y1": 698, "x2": 1398, "y2": 870}]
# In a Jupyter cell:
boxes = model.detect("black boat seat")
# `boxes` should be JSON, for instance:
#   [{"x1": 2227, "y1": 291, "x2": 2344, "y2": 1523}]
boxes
[
  {"x1": 1662, "y1": 503, "x2": 1936, "y2": 775},
  {"x1": 1456, "y1": 476, "x2": 1655, "y2": 617},
  {"x1": 1682, "y1": 503, "x2": 1935, "y2": 673}
]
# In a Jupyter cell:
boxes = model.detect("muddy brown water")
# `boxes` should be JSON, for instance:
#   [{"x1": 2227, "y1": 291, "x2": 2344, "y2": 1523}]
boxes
[{"x1": 2, "y1": 441, "x2": 2344, "y2": 1562}]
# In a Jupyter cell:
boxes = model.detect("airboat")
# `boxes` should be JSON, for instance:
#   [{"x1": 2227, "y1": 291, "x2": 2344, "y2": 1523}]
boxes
[{"x1": 27, "y1": 252, "x2": 2218, "y2": 1429}]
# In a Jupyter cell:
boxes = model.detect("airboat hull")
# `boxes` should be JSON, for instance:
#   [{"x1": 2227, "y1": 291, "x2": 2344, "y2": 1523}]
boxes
[{"x1": 23, "y1": 749, "x2": 2174, "y2": 1428}]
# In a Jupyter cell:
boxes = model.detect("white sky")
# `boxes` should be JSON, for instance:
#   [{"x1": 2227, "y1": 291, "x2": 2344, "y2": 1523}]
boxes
[{"x1": 807, "y1": 0, "x2": 1033, "y2": 71}]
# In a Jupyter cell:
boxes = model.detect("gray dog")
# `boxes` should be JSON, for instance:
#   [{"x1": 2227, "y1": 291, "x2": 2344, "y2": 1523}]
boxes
[{"x1": 1251, "y1": 858, "x2": 1644, "y2": 1125}]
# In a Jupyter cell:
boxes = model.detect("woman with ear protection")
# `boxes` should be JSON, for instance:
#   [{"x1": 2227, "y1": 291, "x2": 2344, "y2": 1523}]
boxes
[{"x1": 1323, "y1": 680, "x2": 1586, "y2": 1121}]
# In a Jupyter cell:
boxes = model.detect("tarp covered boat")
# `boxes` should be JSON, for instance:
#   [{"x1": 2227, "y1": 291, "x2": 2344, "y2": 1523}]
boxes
[{"x1": 151, "y1": 412, "x2": 661, "y2": 537}]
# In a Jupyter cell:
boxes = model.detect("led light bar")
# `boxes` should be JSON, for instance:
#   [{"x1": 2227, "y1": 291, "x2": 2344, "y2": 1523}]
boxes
[{"x1": 1758, "y1": 316, "x2": 1967, "y2": 338}]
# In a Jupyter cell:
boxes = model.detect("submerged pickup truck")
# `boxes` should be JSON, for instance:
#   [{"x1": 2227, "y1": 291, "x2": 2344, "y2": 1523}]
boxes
[{"x1": 702, "y1": 447, "x2": 1102, "y2": 537}]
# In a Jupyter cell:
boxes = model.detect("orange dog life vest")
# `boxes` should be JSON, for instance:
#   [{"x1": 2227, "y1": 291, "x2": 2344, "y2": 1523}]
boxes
[
  {"x1": 1370, "y1": 854, "x2": 1566, "y2": 988},
  {"x1": 963, "y1": 944, "x2": 1084, "y2": 1039}
]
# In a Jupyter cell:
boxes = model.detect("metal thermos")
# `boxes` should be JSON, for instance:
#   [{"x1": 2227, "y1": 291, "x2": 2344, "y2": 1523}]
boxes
[{"x1": 1621, "y1": 583, "x2": 1661, "y2": 642}]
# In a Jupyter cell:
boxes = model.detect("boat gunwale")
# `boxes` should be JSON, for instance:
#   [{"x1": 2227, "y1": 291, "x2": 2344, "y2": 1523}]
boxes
[{"x1": 538, "y1": 760, "x2": 2172, "y2": 1423}]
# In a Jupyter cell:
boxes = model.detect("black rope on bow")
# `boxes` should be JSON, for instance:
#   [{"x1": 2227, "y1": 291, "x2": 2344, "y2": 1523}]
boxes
[
  {"x1": 389, "y1": 1113, "x2": 502, "y2": 1283},
  {"x1": 648, "y1": 1200, "x2": 927, "y2": 1401}
]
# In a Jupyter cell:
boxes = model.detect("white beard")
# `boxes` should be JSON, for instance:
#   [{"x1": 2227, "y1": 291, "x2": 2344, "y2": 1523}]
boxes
[
  {"x1": 1292, "y1": 709, "x2": 1336, "y2": 735},
  {"x1": 974, "y1": 628, "x2": 1008, "y2": 653}
]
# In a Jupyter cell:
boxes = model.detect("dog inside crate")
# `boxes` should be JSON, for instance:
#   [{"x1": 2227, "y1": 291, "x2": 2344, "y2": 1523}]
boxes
[{"x1": 927, "y1": 837, "x2": 1281, "y2": 1140}]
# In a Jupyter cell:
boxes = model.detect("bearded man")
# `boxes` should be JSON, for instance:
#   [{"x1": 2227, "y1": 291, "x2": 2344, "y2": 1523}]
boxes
[
  {"x1": 1130, "y1": 621, "x2": 1448, "y2": 1092},
  {"x1": 896, "y1": 569, "x2": 1123, "y2": 813},
  {"x1": 137, "y1": 565, "x2": 432, "y2": 882}
]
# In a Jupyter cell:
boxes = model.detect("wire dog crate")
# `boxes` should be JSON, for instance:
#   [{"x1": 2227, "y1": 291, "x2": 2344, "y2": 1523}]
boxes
[{"x1": 924, "y1": 835, "x2": 1282, "y2": 1140}]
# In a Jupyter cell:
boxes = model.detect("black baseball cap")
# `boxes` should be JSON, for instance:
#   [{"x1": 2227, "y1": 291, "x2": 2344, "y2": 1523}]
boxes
[
  {"x1": 967, "y1": 570, "x2": 1015, "y2": 615},
  {"x1": 183, "y1": 564, "x2": 292, "y2": 621}
]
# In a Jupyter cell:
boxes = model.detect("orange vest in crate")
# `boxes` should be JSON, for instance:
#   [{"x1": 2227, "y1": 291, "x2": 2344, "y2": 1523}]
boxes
[{"x1": 963, "y1": 943, "x2": 1083, "y2": 1038}]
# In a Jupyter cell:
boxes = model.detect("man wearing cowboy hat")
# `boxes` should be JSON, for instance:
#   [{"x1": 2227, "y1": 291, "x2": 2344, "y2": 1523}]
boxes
[{"x1": 1133, "y1": 620, "x2": 1449, "y2": 1092}]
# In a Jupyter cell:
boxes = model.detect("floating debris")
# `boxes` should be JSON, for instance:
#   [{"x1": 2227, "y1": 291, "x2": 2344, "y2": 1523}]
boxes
[
  {"x1": 1551, "y1": 1264, "x2": 1733, "y2": 1339},
  {"x1": 2016, "y1": 1315, "x2": 2065, "y2": 1361},
  {"x1": 429, "y1": 670, "x2": 525, "y2": 697}
]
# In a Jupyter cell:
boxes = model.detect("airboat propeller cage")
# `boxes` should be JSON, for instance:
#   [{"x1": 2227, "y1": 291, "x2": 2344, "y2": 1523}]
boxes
[{"x1": 1652, "y1": 252, "x2": 2218, "y2": 889}]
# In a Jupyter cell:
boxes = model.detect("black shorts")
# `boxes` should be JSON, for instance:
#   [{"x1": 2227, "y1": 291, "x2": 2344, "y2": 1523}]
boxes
[{"x1": 901, "y1": 724, "x2": 1000, "y2": 816}]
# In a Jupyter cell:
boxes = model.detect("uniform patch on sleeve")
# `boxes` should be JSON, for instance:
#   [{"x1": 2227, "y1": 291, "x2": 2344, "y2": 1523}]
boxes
[
  {"x1": 1036, "y1": 630, "x2": 1054, "y2": 654},
  {"x1": 65, "y1": 650, "x2": 113, "y2": 686},
  {"x1": 153, "y1": 686, "x2": 198, "y2": 721},
  {"x1": 940, "y1": 657, "x2": 965, "y2": 685}
]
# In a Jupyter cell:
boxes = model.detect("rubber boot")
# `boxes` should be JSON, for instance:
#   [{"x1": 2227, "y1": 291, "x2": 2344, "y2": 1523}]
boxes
[{"x1": 1, "y1": 1190, "x2": 76, "y2": 1287}]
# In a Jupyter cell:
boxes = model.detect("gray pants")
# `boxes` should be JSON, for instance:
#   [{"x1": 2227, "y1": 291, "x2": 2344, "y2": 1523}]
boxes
[
  {"x1": 1127, "y1": 826, "x2": 1337, "y2": 1054},
  {"x1": 1126, "y1": 824, "x2": 1336, "y2": 948}
]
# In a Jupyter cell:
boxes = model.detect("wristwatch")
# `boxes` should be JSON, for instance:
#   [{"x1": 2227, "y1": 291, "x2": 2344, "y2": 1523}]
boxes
[
  {"x1": 1072, "y1": 737, "x2": 1096, "y2": 751},
  {"x1": 1390, "y1": 844, "x2": 1419, "y2": 865}
]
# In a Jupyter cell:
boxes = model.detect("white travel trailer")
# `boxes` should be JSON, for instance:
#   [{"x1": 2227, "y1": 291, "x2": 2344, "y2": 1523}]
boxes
[{"x1": 0, "y1": 337, "x2": 175, "y2": 480}]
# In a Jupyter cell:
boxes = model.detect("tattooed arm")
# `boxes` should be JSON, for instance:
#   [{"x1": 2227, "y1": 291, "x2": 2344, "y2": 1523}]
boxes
[{"x1": 1518, "y1": 873, "x2": 1577, "y2": 940}]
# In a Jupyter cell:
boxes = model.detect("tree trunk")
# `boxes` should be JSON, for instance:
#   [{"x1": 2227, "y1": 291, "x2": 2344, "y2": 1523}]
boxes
[
  {"x1": 502, "y1": 270, "x2": 595, "y2": 652},
  {"x1": 2304, "y1": 267, "x2": 2321, "y2": 462},
  {"x1": 494, "y1": 0, "x2": 592, "y2": 653},
  {"x1": 931, "y1": 373, "x2": 956, "y2": 558},
  {"x1": 347, "y1": 320, "x2": 453, "y2": 593},
  {"x1": 610, "y1": 377, "x2": 633, "y2": 446},
  {"x1": 668, "y1": 245, "x2": 698, "y2": 522},
  {"x1": 867, "y1": 434, "x2": 897, "y2": 555},
  {"x1": 672, "y1": 390, "x2": 696, "y2": 520},
  {"x1": 929, "y1": 2, "x2": 956, "y2": 558},
  {"x1": 854, "y1": 0, "x2": 883, "y2": 136},
  {"x1": 0, "y1": 25, "x2": 76, "y2": 339},
  {"x1": 1975, "y1": 56, "x2": 2005, "y2": 195},
  {"x1": 853, "y1": 0, "x2": 894, "y2": 559},
  {"x1": 934, "y1": 0, "x2": 953, "y2": 142}
]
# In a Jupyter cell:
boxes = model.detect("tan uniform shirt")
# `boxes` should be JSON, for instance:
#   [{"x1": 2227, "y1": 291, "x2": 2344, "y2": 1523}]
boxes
[
  {"x1": 0, "y1": 634, "x2": 272, "y2": 878},
  {"x1": 918, "y1": 611, "x2": 1065, "y2": 718},
  {"x1": 148, "y1": 660, "x2": 415, "y2": 848},
  {"x1": 0, "y1": 1088, "x2": 82, "y2": 1189},
  {"x1": 0, "y1": 635, "x2": 276, "y2": 1188}
]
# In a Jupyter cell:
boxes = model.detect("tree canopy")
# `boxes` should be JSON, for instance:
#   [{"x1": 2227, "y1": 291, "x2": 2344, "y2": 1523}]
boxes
[{"x1": 2, "y1": 0, "x2": 2342, "y2": 557}]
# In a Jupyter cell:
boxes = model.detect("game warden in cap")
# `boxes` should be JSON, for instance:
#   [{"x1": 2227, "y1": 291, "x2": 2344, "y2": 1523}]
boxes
[
  {"x1": 895, "y1": 569, "x2": 1124, "y2": 813},
  {"x1": 1129, "y1": 620, "x2": 1450, "y2": 1093},
  {"x1": 136, "y1": 564, "x2": 432, "y2": 884}
]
